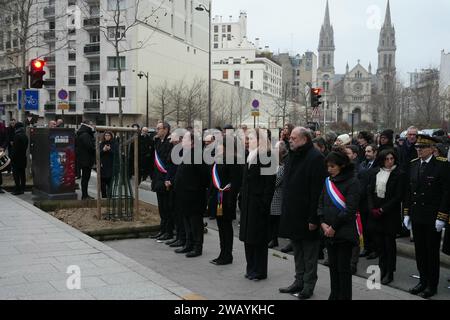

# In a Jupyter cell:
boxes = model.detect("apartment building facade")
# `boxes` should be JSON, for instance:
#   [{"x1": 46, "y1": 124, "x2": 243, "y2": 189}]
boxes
[{"x1": 0, "y1": 0, "x2": 209, "y2": 125}]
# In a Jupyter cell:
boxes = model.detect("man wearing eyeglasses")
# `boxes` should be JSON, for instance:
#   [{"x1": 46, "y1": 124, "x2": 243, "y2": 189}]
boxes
[
  {"x1": 403, "y1": 134, "x2": 450, "y2": 298},
  {"x1": 398, "y1": 126, "x2": 419, "y2": 171}
]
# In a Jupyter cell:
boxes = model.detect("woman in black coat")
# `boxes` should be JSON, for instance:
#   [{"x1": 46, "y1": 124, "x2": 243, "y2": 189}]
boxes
[
  {"x1": 99, "y1": 131, "x2": 117, "y2": 198},
  {"x1": 318, "y1": 148, "x2": 360, "y2": 300},
  {"x1": 367, "y1": 149, "x2": 405, "y2": 285},
  {"x1": 209, "y1": 140, "x2": 243, "y2": 265},
  {"x1": 239, "y1": 129, "x2": 276, "y2": 281}
]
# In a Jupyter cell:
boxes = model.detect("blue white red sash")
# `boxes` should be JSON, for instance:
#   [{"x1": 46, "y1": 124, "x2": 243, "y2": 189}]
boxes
[
  {"x1": 212, "y1": 163, "x2": 231, "y2": 210},
  {"x1": 325, "y1": 177, "x2": 346, "y2": 211},
  {"x1": 325, "y1": 177, "x2": 364, "y2": 246},
  {"x1": 154, "y1": 150, "x2": 167, "y2": 174}
]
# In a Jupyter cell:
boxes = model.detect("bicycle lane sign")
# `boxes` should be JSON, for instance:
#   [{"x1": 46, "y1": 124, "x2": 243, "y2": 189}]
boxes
[{"x1": 18, "y1": 89, "x2": 40, "y2": 111}]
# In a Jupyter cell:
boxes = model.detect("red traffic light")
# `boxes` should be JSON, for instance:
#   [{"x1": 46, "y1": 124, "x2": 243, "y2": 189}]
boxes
[
  {"x1": 312, "y1": 88, "x2": 322, "y2": 95},
  {"x1": 31, "y1": 59, "x2": 45, "y2": 70}
]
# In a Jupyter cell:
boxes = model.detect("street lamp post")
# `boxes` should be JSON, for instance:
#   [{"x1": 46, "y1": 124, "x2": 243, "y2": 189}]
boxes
[
  {"x1": 137, "y1": 71, "x2": 149, "y2": 127},
  {"x1": 195, "y1": 2, "x2": 212, "y2": 129}
]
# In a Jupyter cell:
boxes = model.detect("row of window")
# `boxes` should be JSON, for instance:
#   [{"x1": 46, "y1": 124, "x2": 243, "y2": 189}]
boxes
[
  {"x1": 214, "y1": 24, "x2": 232, "y2": 34},
  {"x1": 222, "y1": 70, "x2": 253, "y2": 80}
]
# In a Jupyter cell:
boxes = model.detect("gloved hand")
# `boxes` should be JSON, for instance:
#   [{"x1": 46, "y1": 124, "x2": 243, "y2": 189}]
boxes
[
  {"x1": 403, "y1": 216, "x2": 411, "y2": 230},
  {"x1": 371, "y1": 208, "x2": 382, "y2": 219},
  {"x1": 435, "y1": 220, "x2": 446, "y2": 233}
]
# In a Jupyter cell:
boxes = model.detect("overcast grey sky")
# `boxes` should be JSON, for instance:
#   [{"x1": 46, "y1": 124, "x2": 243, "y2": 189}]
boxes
[{"x1": 212, "y1": 0, "x2": 450, "y2": 83}]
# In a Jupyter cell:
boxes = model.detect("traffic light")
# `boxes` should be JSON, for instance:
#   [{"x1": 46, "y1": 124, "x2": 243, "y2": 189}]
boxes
[
  {"x1": 310, "y1": 87, "x2": 323, "y2": 108},
  {"x1": 29, "y1": 59, "x2": 46, "y2": 88}
]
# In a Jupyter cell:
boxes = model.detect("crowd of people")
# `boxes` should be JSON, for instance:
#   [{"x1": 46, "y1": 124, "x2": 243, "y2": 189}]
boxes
[{"x1": 1, "y1": 117, "x2": 450, "y2": 300}]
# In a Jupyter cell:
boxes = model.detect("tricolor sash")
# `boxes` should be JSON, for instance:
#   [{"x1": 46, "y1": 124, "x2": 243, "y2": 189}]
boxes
[
  {"x1": 325, "y1": 177, "x2": 364, "y2": 247},
  {"x1": 154, "y1": 150, "x2": 168, "y2": 174},
  {"x1": 212, "y1": 163, "x2": 231, "y2": 216}
]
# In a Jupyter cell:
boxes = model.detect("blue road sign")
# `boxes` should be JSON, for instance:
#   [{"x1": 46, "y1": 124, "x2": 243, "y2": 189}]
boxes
[{"x1": 18, "y1": 89, "x2": 39, "y2": 111}]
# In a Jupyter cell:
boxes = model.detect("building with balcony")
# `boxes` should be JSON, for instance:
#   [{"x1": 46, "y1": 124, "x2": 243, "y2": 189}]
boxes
[{"x1": 0, "y1": 0, "x2": 210, "y2": 126}]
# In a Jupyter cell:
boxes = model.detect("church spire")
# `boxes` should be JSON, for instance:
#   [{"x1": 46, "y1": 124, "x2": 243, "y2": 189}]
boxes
[
  {"x1": 383, "y1": 0, "x2": 392, "y2": 27},
  {"x1": 324, "y1": 0, "x2": 331, "y2": 27}
]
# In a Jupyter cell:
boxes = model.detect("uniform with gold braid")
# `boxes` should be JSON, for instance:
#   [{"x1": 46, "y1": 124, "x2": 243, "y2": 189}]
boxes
[{"x1": 403, "y1": 134, "x2": 450, "y2": 297}]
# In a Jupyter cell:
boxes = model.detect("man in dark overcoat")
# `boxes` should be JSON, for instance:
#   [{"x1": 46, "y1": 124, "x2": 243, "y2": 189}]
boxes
[{"x1": 278, "y1": 127, "x2": 327, "y2": 300}]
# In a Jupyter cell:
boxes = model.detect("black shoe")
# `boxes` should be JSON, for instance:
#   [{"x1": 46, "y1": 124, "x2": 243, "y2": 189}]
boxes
[
  {"x1": 82, "y1": 195, "x2": 94, "y2": 200},
  {"x1": 186, "y1": 250, "x2": 202, "y2": 258},
  {"x1": 280, "y1": 243, "x2": 293, "y2": 253},
  {"x1": 409, "y1": 283, "x2": 427, "y2": 295},
  {"x1": 150, "y1": 232, "x2": 163, "y2": 239},
  {"x1": 419, "y1": 287, "x2": 437, "y2": 299},
  {"x1": 268, "y1": 240, "x2": 278, "y2": 249},
  {"x1": 209, "y1": 216, "x2": 215, "y2": 220},
  {"x1": 279, "y1": 281, "x2": 303, "y2": 294},
  {"x1": 175, "y1": 246, "x2": 192, "y2": 254},
  {"x1": 297, "y1": 291, "x2": 312, "y2": 300},
  {"x1": 215, "y1": 258, "x2": 233, "y2": 265},
  {"x1": 165, "y1": 239, "x2": 178, "y2": 246},
  {"x1": 0, "y1": 189, "x2": 5, "y2": 194},
  {"x1": 12, "y1": 191, "x2": 24, "y2": 195},
  {"x1": 366, "y1": 252, "x2": 378, "y2": 260},
  {"x1": 210, "y1": 259, "x2": 219, "y2": 265},
  {"x1": 381, "y1": 274, "x2": 393, "y2": 285},
  {"x1": 169, "y1": 240, "x2": 185, "y2": 248},
  {"x1": 251, "y1": 275, "x2": 267, "y2": 281},
  {"x1": 157, "y1": 233, "x2": 173, "y2": 241}
]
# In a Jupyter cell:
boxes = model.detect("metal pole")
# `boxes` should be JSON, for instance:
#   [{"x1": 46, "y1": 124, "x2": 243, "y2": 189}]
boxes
[
  {"x1": 96, "y1": 132, "x2": 101, "y2": 220},
  {"x1": 208, "y1": 8, "x2": 212, "y2": 129},
  {"x1": 134, "y1": 133, "x2": 139, "y2": 219},
  {"x1": 146, "y1": 72, "x2": 149, "y2": 127}
]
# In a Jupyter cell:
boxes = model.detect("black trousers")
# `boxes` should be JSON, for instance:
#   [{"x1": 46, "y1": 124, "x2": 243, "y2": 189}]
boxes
[
  {"x1": 101, "y1": 177, "x2": 112, "y2": 198},
  {"x1": 361, "y1": 208, "x2": 377, "y2": 253},
  {"x1": 13, "y1": 167, "x2": 26, "y2": 192},
  {"x1": 0, "y1": 171, "x2": 3, "y2": 187},
  {"x1": 217, "y1": 217, "x2": 233, "y2": 261},
  {"x1": 156, "y1": 191, "x2": 174, "y2": 236},
  {"x1": 327, "y1": 241, "x2": 353, "y2": 300},
  {"x1": 412, "y1": 222, "x2": 441, "y2": 290},
  {"x1": 375, "y1": 232, "x2": 397, "y2": 277},
  {"x1": 244, "y1": 242, "x2": 268, "y2": 279},
  {"x1": 80, "y1": 166, "x2": 91, "y2": 198},
  {"x1": 269, "y1": 215, "x2": 280, "y2": 242},
  {"x1": 172, "y1": 191, "x2": 186, "y2": 242},
  {"x1": 183, "y1": 213, "x2": 204, "y2": 251}
]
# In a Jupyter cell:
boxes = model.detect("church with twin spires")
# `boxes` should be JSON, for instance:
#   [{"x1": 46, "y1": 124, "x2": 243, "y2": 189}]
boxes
[{"x1": 317, "y1": 0, "x2": 397, "y2": 125}]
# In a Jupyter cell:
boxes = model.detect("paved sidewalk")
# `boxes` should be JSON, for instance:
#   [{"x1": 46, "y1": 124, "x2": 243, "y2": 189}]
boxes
[
  {"x1": 106, "y1": 227, "x2": 422, "y2": 300},
  {"x1": 0, "y1": 193, "x2": 192, "y2": 300}
]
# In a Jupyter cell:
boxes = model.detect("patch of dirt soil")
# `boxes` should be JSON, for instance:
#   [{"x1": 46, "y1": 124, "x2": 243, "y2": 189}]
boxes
[{"x1": 49, "y1": 206, "x2": 160, "y2": 232}]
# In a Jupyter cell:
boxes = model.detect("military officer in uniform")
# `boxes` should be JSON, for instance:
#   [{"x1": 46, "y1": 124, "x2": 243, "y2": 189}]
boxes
[{"x1": 403, "y1": 135, "x2": 449, "y2": 298}]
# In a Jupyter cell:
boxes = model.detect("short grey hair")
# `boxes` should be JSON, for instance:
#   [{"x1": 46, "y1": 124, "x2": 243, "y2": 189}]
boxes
[
  {"x1": 294, "y1": 126, "x2": 313, "y2": 143},
  {"x1": 407, "y1": 126, "x2": 418, "y2": 132}
]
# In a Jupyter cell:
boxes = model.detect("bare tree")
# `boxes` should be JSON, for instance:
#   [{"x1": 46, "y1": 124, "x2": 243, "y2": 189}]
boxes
[
  {"x1": 151, "y1": 81, "x2": 174, "y2": 122},
  {"x1": 180, "y1": 78, "x2": 206, "y2": 127},
  {"x1": 81, "y1": 0, "x2": 168, "y2": 126},
  {"x1": 168, "y1": 80, "x2": 185, "y2": 127},
  {"x1": 409, "y1": 69, "x2": 441, "y2": 128}
]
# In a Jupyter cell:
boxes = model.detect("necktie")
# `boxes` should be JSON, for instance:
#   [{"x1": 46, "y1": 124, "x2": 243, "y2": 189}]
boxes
[{"x1": 419, "y1": 161, "x2": 427, "y2": 180}]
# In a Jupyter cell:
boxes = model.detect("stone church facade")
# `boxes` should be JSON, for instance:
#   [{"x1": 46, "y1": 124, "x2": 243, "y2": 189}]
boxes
[{"x1": 317, "y1": 0, "x2": 396, "y2": 125}]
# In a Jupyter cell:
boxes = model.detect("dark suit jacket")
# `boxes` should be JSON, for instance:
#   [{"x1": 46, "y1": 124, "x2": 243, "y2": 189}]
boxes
[{"x1": 404, "y1": 156, "x2": 449, "y2": 225}]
